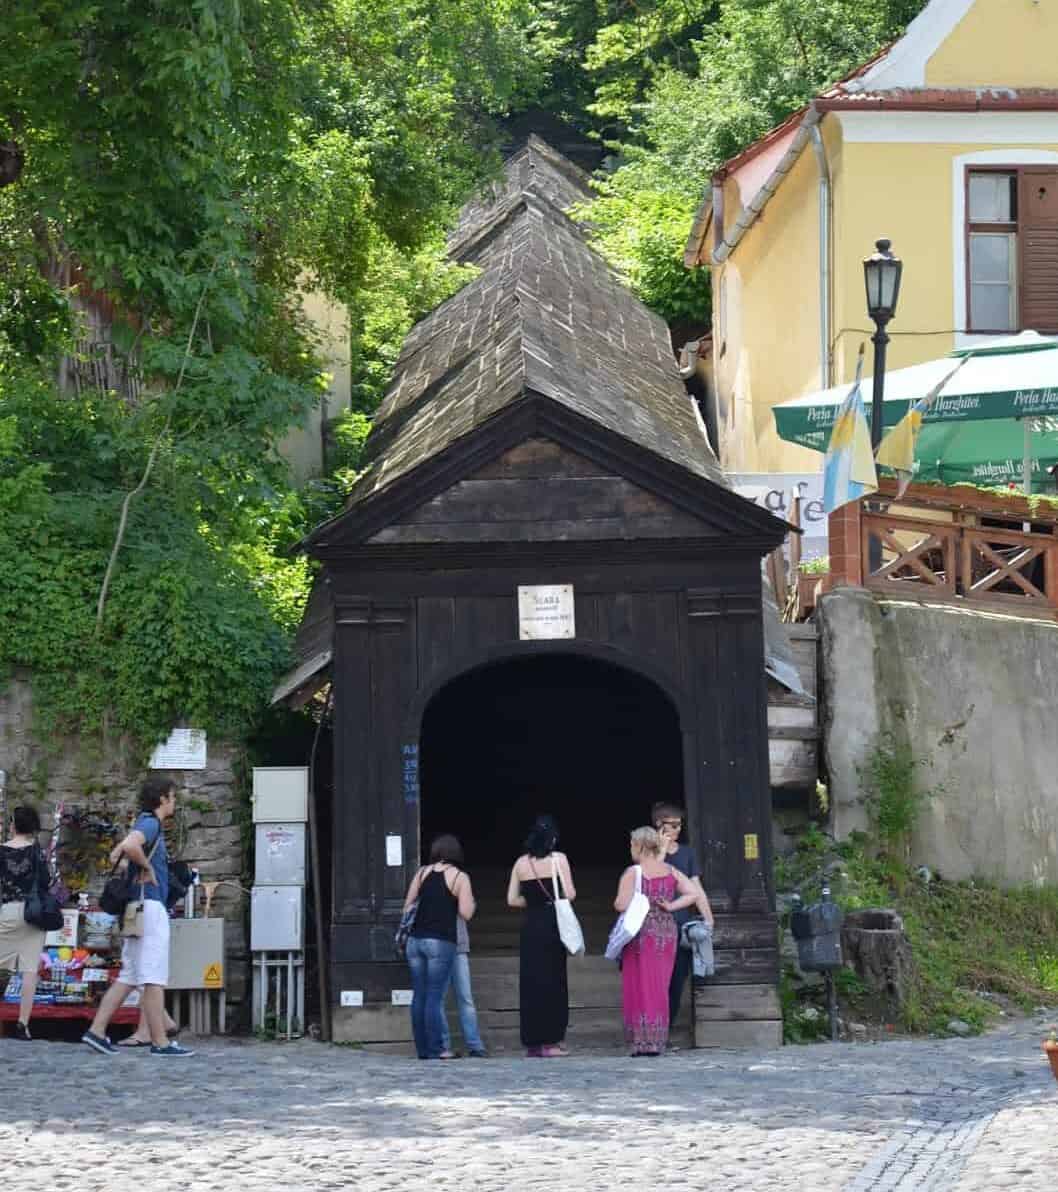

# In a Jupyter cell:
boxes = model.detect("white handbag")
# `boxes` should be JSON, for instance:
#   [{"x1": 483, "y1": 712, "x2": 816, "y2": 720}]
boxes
[
  {"x1": 605, "y1": 865, "x2": 650, "y2": 961},
  {"x1": 550, "y1": 863, "x2": 585, "y2": 956}
]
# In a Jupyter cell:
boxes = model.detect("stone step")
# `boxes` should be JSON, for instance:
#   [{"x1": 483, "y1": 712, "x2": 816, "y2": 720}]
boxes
[
  {"x1": 470, "y1": 975, "x2": 623, "y2": 1012},
  {"x1": 460, "y1": 1009, "x2": 693, "y2": 1052}
]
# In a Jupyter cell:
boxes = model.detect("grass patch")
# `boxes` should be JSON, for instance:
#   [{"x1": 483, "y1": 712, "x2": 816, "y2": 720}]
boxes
[{"x1": 777, "y1": 827, "x2": 1058, "y2": 1035}]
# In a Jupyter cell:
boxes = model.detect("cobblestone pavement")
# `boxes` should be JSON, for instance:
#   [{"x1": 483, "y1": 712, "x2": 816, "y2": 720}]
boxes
[{"x1": 1, "y1": 1015, "x2": 1055, "y2": 1191}]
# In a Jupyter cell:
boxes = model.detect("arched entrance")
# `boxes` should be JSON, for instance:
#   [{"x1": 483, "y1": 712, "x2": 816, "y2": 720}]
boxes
[{"x1": 419, "y1": 653, "x2": 685, "y2": 953}]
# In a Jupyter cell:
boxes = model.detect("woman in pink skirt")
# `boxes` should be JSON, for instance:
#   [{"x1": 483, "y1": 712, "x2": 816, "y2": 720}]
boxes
[{"x1": 615, "y1": 826, "x2": 713, "y2": 1056}]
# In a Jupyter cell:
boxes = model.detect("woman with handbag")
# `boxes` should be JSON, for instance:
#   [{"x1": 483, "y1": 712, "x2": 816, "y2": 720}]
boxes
[
  {"x1": 0, "y1": 806, "x2": 50, "y2": 1040},
  {"x1": 401, "y1": 834, "x2": 475, "y2": 1060},
  {"x1": 614, "y1": 826, "x2": 711, "y2": 1056},
  {"x1": 506, "y1": 815, "x2": 577, "y2": 1058}
]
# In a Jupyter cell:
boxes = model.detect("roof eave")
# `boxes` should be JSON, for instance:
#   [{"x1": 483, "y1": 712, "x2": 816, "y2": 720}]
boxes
[
  {"x1": 710, "y1": 106, "x2": 822, "y2": 266},
  {"x1": 816, "y1": 93, "x2": 1058, "y2": 113}
]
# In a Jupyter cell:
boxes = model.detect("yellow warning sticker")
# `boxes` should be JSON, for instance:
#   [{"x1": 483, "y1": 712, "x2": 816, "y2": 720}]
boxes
[
  {"x1": 744, "y1": 834, "x2": 759, "y2": 860},
  {"x1": 203, "y1": 963, "x2": 223, "y2": 988}
]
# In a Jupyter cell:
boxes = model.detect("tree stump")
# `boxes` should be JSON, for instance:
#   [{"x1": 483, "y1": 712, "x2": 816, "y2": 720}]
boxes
[{"x1": 841, "y1": 909, "x2": 916, "y2": 1013}]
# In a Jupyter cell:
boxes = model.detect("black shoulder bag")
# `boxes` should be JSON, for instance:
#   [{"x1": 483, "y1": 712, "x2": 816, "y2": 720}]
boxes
[
  {"x1": 99, "y1": 820, "x2": 162, "y2": 917},
  {"x1": 24, "y1": 844, "x2": 64, "y2": 933}
]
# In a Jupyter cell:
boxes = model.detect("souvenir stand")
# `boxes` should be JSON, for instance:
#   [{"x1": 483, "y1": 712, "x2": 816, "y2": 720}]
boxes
[
  {"x1": 1, "y1": 804, "x2": 141, "y2": 1032},
  {"x1": 0, "y1": 801, "x2": 227, "y2": 1035},
  {"x1": 0, "y1": 902, "x2": 141, "y2": 1030}
]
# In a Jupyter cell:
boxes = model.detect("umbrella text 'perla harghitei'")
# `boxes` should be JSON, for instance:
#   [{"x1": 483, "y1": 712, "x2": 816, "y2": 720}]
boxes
[{"x1": 773, "y1": 332, "x2": 1058, "y2": 488}]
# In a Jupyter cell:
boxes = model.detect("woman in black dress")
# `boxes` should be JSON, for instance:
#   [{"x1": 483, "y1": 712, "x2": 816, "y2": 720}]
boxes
[{"x1": 506, "y1": 815, "x2": 577, "y2": 1058}]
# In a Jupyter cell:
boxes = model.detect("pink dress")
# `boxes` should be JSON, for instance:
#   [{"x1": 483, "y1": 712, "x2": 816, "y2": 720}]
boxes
[{"x1": 621, "y1": 870, "x2": 678, "y2": 1054}]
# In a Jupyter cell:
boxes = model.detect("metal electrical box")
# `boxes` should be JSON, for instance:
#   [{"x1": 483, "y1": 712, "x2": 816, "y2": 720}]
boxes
[
  {"x1": 254, "y1": 822, "x2": 306, "y2": 885},
  {"x1": 169, "y1": 918, "x2": 226, "y2": 990},
  {"x1": 251, "y1": 885, "x2": 304, "y2": 951},
  {"x1": 252, "y1": 767, "x2": 308, "y2": 823}
]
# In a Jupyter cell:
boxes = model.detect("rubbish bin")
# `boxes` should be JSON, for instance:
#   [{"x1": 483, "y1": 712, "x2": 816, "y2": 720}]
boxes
[
  {"x1": 790, "y1": 888, "x2": 844, "y2": 972},
  {"x1": 789, "y1": 887, "x2": 844, "y2": 1040}
]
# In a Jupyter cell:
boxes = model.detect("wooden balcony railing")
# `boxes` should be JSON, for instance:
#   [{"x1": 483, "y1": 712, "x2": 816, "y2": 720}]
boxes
[{"x1": 828, "y1": 480, "x2": 1058, "y2": 617}]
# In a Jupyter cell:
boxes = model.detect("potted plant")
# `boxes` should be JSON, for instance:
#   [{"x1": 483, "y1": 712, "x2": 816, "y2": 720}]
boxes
[
  {"x1": 1043, "y1": 1027, "x2": 1058, "y2": 1082},
  {"x1": 797, "y1": 557, "x2": 829, "y2": 616}
]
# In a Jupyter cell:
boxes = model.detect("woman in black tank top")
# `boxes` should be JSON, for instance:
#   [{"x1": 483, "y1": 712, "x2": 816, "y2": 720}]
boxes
[{"x1": 402, "y1": 834, "x2": 476, "y2": 1059}]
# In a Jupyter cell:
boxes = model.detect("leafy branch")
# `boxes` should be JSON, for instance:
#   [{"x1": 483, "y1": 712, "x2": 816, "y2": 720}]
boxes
[{"x1": 94, "y1": 263, "x2": 216, "y2": 632}]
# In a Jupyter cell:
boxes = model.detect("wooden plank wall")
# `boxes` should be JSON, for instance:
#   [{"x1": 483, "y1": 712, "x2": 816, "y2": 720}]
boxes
[
  {"x1": 369, "y1": 439, "x2": 713, "y2": 543},
  {"x1": 768, "y1": 624, "x2": 818, "y2": 791}
]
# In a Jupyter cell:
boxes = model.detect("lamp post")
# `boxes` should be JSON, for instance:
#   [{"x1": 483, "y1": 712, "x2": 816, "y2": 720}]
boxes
[{"x1": 863, "y1": 238, "x2": 903, "y2": 449}]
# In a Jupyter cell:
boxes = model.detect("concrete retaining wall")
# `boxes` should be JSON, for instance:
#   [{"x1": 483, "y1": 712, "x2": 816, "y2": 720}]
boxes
[
  {"x1": 819, "y1": 588, "x2": 1058, "y2": 886},
  {"x1": 0, "y1": 677, "x2": 251, "y2": 1011}
]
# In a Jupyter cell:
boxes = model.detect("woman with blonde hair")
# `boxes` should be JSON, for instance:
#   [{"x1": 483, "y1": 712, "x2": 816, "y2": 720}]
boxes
[{"x1": 614, "y1": 825, "x2": 712, "y2": 1056}]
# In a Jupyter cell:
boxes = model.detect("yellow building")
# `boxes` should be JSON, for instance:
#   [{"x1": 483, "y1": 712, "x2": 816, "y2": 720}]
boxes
[
  {"x1": 684, "y1": 0, "x2": 1058, "y2": 474},
  {"x1": 279, "y1": 288, "x2": 352, "y2": 483}
]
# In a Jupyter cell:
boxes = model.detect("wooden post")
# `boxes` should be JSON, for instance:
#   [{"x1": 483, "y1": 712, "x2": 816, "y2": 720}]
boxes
[
  {"x1": 789, "y1": 494, "x2": 803, "y2": 577},
  {"x1": 1045, "y1": 540, "x2": 1058, "y2": 610}
]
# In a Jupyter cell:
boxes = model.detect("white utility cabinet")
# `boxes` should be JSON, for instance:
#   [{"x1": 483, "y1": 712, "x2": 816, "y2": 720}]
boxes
[
  {"x1": 251, "y1": 885, "x2": 304, "y2": 951},
  {"x1": 252, "y1": 766, "x2": 308, "y2": 823},
  {"x1": 254, "y1": 822, "x2": 306, "y2": 886},
  {"x1": 169, "y1": 918, "x2": 226, "y2": 990}
]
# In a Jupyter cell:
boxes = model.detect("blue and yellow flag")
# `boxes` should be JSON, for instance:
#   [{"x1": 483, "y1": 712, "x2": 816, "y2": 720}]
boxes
[
  {"x1": 876, "y1": 356, "x2": 971, "y2": 497},
  {"x1": 823, "y1": 347, "x2": 877, "y2": 514}
]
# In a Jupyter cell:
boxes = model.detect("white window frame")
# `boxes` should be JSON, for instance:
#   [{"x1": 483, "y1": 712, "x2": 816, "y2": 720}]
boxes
[{"x1": 952, "y1": 148, "x2": 1058, "y2": 350}]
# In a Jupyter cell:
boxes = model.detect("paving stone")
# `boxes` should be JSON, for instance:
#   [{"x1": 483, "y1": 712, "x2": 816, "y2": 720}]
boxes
[{"x1": 0, "y1": 1017, "x2": 1054, "y2": 1190}]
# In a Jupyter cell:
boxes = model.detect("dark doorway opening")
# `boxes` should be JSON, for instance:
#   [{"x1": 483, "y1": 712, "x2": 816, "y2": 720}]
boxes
[{"x1": 419, "y1": 654, "x2": 684, "y2": 870}]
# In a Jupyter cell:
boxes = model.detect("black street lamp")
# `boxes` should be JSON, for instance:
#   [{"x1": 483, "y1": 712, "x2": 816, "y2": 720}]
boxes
[{"x1": 863, "y1": 238, "x2": 903, "y2": 449}]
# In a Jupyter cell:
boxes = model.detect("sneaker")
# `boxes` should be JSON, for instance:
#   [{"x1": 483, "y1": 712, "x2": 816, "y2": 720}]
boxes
[
  {"x1": 82, "y1": 1031, "x2": 118, "y2": 1055},
  {"x1": 467, "y1": 1048, "x2": 489, "y2": 1058},
  {"x1": 150, "y1": 1042, "x2": 196, "y2": 1057},
  {"x1": 12, "y1": 1021, "x2": 32, "y2": 1041}
]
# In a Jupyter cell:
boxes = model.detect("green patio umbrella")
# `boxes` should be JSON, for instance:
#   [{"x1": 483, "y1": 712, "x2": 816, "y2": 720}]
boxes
[{"x1": 773, "y1": 332, "x2": 1058, "y2": 491}]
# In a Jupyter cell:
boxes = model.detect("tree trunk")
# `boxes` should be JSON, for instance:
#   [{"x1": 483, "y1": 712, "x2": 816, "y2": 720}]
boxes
[{"x1": 841, "y1": 909, "x2": 916, "y2": 1012}]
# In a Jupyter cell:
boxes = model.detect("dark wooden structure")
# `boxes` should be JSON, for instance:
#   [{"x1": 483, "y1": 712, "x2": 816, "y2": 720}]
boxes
[{"x1": 291, "y1": 137, "x2": 790, "y2": 1047}]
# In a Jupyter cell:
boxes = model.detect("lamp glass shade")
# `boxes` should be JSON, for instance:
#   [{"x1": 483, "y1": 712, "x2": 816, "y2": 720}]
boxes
[{"x1": 863, "y1": 240, "x2": 903, "y2": 319}]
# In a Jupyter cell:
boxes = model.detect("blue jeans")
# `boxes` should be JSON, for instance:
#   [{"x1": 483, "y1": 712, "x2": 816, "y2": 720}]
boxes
[
  {"x1": 405, "y1": 936, "x2": 456, "y2": 1059},
  {"x1": 440, "y1": 952, "x2": 485, "y2": 1054}
]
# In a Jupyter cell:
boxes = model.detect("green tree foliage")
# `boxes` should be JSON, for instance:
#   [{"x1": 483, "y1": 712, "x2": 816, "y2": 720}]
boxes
[
  {"x1": 579, "y1": 0, "x2": 927, "y2": 325},
  {"x1": 1, "y1": 0, "x2": 934, "y2": 752},
  {"x1": 0, "y1": 0, "x2": 544, "y2": 750}
]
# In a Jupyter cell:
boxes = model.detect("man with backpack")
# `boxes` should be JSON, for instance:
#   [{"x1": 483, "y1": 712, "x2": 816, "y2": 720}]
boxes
[{"x1": 82, "y1": 777, "x2": 194, "y2": 1057}]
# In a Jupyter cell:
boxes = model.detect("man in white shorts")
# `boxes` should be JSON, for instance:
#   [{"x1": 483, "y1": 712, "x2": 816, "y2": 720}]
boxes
[{"x1": 82, "y1": 777, "x2": 194, "y2": 1057}]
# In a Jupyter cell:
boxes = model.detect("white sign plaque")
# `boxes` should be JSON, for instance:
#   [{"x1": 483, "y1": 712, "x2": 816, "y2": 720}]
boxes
[
  {"x1": 149, "y1": 728, "x2": 207, "y2": 770},
  {"x1": 518, "y1": 584, "x2": 575, "y2": 640},
  {"x1": 385, "y1": 835, "x2": 403, "y2": 867}
]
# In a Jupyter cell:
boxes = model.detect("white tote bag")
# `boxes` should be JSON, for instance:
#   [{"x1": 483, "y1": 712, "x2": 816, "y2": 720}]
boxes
[
  {"x1": 604, "y1": 865, "x2": 650, "y2": 961},
  {"x1": 551, "y1": 864, "x2": 585, "y2": 956}
]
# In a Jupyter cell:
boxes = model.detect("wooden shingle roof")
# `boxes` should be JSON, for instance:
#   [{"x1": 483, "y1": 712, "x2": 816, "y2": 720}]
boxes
[{"x1": 341, "y1": 135, "x2": 725, "y2": 513}]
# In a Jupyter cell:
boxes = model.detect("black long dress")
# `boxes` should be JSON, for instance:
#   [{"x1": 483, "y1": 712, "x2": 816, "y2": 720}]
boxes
[{"x1": 519, "y1": 874, "x2": 569, "y2": 1047}]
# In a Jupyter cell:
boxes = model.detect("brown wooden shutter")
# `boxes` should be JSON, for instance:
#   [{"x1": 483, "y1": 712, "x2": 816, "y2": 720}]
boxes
[{"x1": 1019, "y1": 169, "x2": 1058, "y2": 334}]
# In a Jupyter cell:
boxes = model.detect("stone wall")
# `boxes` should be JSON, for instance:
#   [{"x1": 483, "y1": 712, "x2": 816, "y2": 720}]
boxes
[
  {"x1": 0, "y1": 677, "x2": 251, "y2": 1014},
  {"x1": 819, "y1": 588, "x2": 1058, "y2": 886}
]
